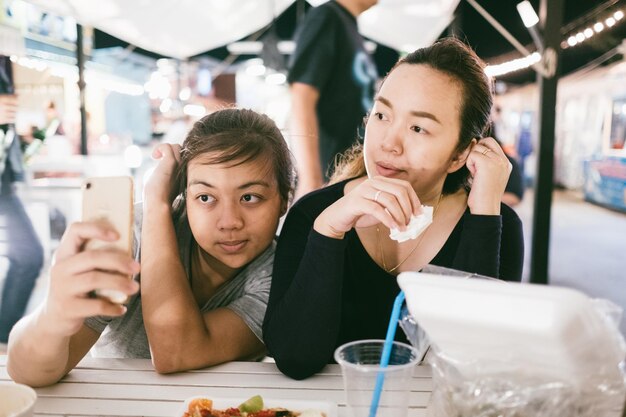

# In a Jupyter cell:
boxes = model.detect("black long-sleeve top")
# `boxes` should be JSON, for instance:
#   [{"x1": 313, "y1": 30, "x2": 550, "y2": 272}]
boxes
[{"x1": 263, "y1": 179, "x2": 524, "y2": 380}]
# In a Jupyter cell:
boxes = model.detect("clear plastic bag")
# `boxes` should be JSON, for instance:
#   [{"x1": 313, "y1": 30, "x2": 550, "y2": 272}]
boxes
[
  {"x1": 398, "y1": 266, "x2": 626, "y2": 417},
  {"x1": 426, "y1": 345, "x2": 626, "y2": 417}
]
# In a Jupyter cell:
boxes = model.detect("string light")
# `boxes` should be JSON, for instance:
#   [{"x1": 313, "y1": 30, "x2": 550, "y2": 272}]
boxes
[
  {"x1": 484, "y1": 52, "x2": 541, "y2": 77},
  {"x1": 487, "y1": 6, "x2": 624, "y2": 77},
  {"x1": 562, "y1": 7, "x2": 623, "y2": 48}
]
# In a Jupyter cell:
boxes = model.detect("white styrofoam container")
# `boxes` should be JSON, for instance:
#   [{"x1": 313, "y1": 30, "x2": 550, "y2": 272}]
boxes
[{"x1": 398, "y1": 272, "x2": 625, "y2": 384}]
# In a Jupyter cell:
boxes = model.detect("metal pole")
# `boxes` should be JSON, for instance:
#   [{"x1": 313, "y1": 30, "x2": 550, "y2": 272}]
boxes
[
  {"x1": 76, "y1": 23, "x2": 88, "y2": 156},
  {"x1": 529, "y1": 0, "x2": 563, "y2": 284}
]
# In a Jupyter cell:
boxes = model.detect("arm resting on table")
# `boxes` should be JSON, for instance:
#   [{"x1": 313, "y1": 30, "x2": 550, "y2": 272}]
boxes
[
  {"x1": 7, "y1": 312, "x2": 98, "y2": 387},
  {"x1": 141, "y1": 203, "x2": 264, "y2": 373},
  {"x1": 263, "y1": 203, "x2": 346, "y2": 379}
]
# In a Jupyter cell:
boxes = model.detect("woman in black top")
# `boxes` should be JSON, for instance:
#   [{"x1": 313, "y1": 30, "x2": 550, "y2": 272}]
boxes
[{"x1": 263, "y1": 38, "x2": 524, "y2": 380}]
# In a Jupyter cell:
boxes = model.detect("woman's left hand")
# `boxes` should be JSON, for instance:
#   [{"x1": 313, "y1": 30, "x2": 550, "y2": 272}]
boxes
[
  {"x1": 144, "y1": 143, "x2": 182, "y2": 207},
  {"x1": 465, "y1": 137, "x2": 512, "y2": 215}
]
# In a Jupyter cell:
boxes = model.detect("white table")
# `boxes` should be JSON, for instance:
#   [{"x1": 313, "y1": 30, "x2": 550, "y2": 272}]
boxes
[{"x1": 0, "y1": 356, "x2": 433, "y2": 417}]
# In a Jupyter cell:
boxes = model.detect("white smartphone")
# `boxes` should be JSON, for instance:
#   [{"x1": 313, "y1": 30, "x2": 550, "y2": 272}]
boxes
[{"x1": 82, "y1": 176, "x2": 134, "y2": 303}]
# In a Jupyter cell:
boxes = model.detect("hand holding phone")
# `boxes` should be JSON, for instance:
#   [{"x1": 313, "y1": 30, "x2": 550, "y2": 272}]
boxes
[
  {"x1": 46, "y1": 222, "x2": 139, "y2": 336},
  {"x1": 82, "y1": 176, "x2": 134, "y2": 303}
]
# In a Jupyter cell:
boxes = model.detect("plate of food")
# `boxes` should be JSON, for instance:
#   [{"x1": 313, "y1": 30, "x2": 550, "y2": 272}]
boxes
[{"x1": 179, "y1": 394, "x2": 336, "y2": 417}]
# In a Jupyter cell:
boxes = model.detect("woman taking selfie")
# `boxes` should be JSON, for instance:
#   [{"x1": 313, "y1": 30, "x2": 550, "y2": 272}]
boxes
[
  {"x1": 263, "y1": 38, "x2": 524, "y2": 380},
  {"x1": 8, "y1": 108, "x2": 294, "y2": 386}
]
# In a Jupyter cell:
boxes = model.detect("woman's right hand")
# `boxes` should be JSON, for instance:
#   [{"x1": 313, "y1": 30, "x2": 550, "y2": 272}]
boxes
[
  {"x1": 314, "y1": 176, "x2": 422, "y2": 239},
  {"x1": 42, "y1": 222, "x2": 140, "y2": 337}
]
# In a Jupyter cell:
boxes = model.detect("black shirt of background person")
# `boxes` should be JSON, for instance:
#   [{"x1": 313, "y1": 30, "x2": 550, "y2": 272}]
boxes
[
  {"x1": 263, "y1": 179, "x2": 524, "y2": 379},
  {"x1": 287, "y1": 0, "x2": 377, "y2": 179}
]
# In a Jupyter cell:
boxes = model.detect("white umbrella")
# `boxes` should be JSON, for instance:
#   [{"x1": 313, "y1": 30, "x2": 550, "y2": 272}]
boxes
[{"x1": 25, "y1": 0, "x2": 459, "y2": 58}]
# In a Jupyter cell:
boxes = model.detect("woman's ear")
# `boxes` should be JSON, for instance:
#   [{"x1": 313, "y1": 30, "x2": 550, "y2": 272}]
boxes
[{"x1": 447, "y1": 138, "x2": 478, "y2": 173}]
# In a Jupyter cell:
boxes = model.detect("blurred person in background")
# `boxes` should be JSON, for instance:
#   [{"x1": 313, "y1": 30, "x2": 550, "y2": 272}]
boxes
[
  {"x1": 288, "y1": 0, "x2": 378, "y2": 199},
  {"x1": 42, "y1": 101, "x2": 65, "y2": 137},
  {"x1": 0, "y1": 55, "x2": 44, "y2": 349}
]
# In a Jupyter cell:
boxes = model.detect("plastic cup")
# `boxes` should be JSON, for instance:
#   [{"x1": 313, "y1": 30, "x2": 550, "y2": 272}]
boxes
[
  {"x1": 0, "y1": 382, "x2": 37, "y2": 417},
  {"x1": 335, "y1": 340, "x2": 419, "y2": 417}
]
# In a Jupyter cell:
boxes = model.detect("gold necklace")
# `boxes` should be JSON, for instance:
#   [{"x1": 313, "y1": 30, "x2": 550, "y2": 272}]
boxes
[{"x1": 376, "y1": 193, "x2": 444, "y2": 273}]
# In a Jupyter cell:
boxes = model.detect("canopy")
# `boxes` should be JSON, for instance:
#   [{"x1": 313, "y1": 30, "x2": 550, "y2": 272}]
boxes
[{"x1": 25, "y1": 0, "x2": 459, "y2": 59}]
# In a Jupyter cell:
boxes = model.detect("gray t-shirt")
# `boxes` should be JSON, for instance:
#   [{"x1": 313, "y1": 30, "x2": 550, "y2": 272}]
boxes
[{"x1": 84, "y1": 205, "x2": 274, "y2": 358}]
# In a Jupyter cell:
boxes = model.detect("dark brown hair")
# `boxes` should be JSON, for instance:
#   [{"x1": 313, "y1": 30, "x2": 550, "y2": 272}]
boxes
[
  {"x1": 332, "y1": 37, "x2": 493, "y2": 194},
  {"x1": 172, "y1": 108, "x2": 295, "y2": 217}
]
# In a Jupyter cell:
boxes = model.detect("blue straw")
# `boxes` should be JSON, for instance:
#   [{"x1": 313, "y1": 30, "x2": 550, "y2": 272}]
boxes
[{"x1": 368, "y1": 291, "x2": 405, "y2": 417}]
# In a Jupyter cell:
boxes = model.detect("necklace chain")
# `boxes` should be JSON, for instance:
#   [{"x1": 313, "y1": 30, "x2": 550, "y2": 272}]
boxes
[{"x1": 377, "y1": 193, "x2": 444, "y2": 274}]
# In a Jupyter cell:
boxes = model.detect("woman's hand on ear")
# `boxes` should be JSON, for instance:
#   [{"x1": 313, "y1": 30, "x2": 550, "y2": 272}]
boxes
[
  {"x1": 144, "y1": 143, "x2": 182, "y2": 208},
  {"x1": 465, "y1": 137, "x2": 512, "y2": 215}
]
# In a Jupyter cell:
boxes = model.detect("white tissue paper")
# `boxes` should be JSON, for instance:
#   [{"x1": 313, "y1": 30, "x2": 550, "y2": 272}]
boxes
[{"x1": 389, "y1": 206, "x2": 433, "y2": 243}]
